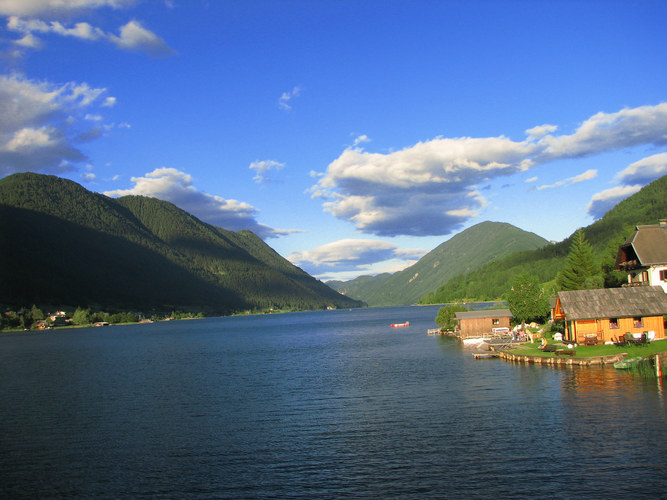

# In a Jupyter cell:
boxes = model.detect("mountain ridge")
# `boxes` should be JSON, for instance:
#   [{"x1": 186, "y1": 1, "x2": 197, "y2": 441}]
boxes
[
  {"x1": 420, "y1": 174, "x2": 667, "y2": 303},
  {"x1": 328, "y1": 221, "x2": 549, "y2": 306},
  {"x1": 0, "y1": 173, "x2": 362, "y2": 313}
]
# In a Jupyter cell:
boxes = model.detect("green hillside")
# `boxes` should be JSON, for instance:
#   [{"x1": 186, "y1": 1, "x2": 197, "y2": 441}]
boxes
[
  {"x1": 421, "y1": 175, "x2": 667, "y2": 303},
  {"x1": 327, "y1": 273, "x2": 393, "y2": 304},
  {"x1": 328, "y1": 221, "x2": 549, "y2": 306},
  {"x1": 0, "y1": 173, "x2": 362, "y2": 313}
]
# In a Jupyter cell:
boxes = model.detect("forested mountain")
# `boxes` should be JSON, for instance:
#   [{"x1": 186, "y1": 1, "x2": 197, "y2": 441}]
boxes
[
  {"x1": 327, "y1": 221, "x2": 549, "y2": 306},
  {"x1": 0, "y1": 173, "x2": 362, "y2": 313},
  {"x1": 420, "y1": 175, "x2": 667, "y2": 304}
]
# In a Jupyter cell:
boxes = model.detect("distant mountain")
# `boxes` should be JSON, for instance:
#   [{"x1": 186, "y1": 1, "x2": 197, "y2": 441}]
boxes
[
  {"x1": 421, "y1": 174, "x2": 667, "y2": 303},
  {"x1": 328, "y1": 221, "x2": 549, "y2": 306},
  {"x1": 0, "y1": 173, "x2": 363, "y2": 313}
]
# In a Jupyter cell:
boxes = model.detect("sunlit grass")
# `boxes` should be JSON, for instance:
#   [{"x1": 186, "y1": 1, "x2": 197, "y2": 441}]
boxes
[{"x1": 510, "y1": 339, "x2": 667, "y2": 358}]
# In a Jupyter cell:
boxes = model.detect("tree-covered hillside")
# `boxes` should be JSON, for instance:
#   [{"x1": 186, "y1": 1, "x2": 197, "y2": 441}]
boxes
[
  {"x1": 420, "y1": 175, "x2": 667, "y2": 303},
  {"x1": 0, "y1": 173, "x2": 362, "y2": 313},
  {"x1": 328, "y1": 221, "x2": 548, "y2": 306}
]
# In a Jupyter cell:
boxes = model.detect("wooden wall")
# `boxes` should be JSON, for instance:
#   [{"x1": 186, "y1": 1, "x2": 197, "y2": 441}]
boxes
[
  {"x1": 459, "y1": 316, "x2": 511, "y2": 339},
  {"x1": 565, "y1": 315, "x2": 665, "y2": 344}
]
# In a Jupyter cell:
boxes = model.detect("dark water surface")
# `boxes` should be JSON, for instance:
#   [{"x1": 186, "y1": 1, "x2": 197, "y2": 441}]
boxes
[{"x1": 1, "y1": 306, "x2": 666, "y2": 498}]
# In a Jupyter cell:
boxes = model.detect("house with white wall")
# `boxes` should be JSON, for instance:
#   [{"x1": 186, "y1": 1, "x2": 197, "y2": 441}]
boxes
[{"x1": 615, "y1": 220, "x2": 667, "y2": 292}]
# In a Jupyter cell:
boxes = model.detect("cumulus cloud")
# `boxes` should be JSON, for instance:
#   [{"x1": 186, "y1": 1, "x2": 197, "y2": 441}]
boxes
[
  {"x1": 103, "y1": 167, "x2": 296, "y2": 239},
  {"x1": 312, "y1": 103, "x2": 667, "y2": 237},
  {"x1": 288, "y1": 238, "x2": 426, "y2": 275},
  {"x1": 7, "y1": 16, "x2": 174, "y2": 57},
  {"x1": 585, "y1": 152, "x2": 667, "y2": 220},
  {"x1": 312, "y1": 135, "x2": 536, "y2": 237},
  {"x1": 587, "y1": 185, "x2": 643, "y2": 220},
  {"x1": 615, "y1": 153, "x2": 667, "y2": 185},
  {"x1": 249, "y1": 159, "x2": 285, "y2": 184},
  {"x1": 0, "y1": 1, "x2": 135, "y2": 17},
  {"x1": 536, "y1": 169, "x2": 597, "y2": 190},
  {"x1": 0, "y1": 73, "x2": 112, "y2": 176},
  {"x1": 278, "y1": 85, "x2": 301, "y2": 111},
  {"x1": 353, "y1": 134, "x2": 371, "y2": 147},
  {"x1": 533, "y1": 104, "x2": 667, "y2": 163},
  {"x1": 108, "y1": 20, "x2": 174, "y2": 56}
]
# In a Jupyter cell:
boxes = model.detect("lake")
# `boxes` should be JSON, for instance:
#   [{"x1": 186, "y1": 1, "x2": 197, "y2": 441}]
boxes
[{"x1": 1, "y1": 305, "x2": 666, "y2": 498}]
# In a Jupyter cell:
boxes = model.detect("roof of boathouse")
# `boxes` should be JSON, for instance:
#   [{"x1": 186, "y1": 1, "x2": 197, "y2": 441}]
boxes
[
  {"x1": 557, "y1": 286, "x2": 667, "y2": 321},
  {"x1": 455, "y1": 309, "x2": 512, "y2": 320}
]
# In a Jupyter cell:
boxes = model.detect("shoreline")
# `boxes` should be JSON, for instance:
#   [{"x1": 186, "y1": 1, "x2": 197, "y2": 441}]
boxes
[{"x1": 498, "y1": 350, "x2": 627, "y2": 366}]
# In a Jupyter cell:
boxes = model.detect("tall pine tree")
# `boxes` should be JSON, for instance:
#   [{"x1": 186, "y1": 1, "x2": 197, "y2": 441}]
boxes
[{"x1": 556, "y1": 229, "x2": 603, "y2": 290}]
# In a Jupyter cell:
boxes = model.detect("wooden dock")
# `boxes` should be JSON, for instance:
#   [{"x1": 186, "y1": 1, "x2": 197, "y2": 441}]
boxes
[{"x1": 472, "y1": 352, "x2": 499, "y2": 359}]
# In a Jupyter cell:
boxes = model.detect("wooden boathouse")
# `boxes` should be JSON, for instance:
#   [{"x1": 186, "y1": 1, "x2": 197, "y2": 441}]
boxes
[{"x1": 454, "y1": 309, "x2": 512, "y2": 341}]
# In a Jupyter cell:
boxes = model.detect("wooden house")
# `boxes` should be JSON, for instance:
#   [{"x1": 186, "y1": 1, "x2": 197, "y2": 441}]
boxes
[
  {"x1": 615, "y1": 220, "x2": 667, "y2": 292},
  {"x1": 454, "y1": 309, "x2": 512, "y2": 340},
  {"x1": 553, "y1": 286, "x2": 667, "y2": 345}
]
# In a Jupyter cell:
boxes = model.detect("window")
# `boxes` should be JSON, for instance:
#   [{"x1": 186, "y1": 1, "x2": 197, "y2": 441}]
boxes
[
  {"x1": 633, "y1": 317, "x2": 643, "y2": 328},
  {"x1": 660, "y1": 269, "x2": 667, "y2": 282},
  {"x1": 492, "y1": 318, "x2": 500, "y2": 325},
  {"x1": 609, "y1": 318, "x2": 619, "y2": 329}
]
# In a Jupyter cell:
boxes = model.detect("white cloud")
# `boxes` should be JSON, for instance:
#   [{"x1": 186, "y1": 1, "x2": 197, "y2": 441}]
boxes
[
  {"x1": 585, "y1": 152, "x2": 667, "y2": 220},
  {"x1": 353, "y1": 134, "x2": 371, "y2": 146},
  {"x1": 526, "y1": 124, "x2": 557, "y2": 138},
  {"x1": 103, "y1": 167, "x2": 296, "y2": 239},
  {"x1": 249, "y1": 159, "x2": 285, "y2": 184},
  {"x1": 587, "y1": 184, "x2": 642, "y2": 220},
  {"x1": 312, "y1": 135, "x2": 536, "y2": 236},
  {"x1": 536, "y1": 169, "x2": 597, "y2": 190},
  {"x1": 278, "y1": 85, "x2": 301, "y2": 111},
  {"x1": 0, "y1": 0, "x2": 135, "y2": 17},
  {"x1": 0, "y1": 73, "x2": 111, "y2": 176},
  {"x1": 7, "y1": 15, "x2": 174, "y2": 57},
  {"x1": 615, "y1": 153, "x2": 667, "y2": 185},
  {"x1": 525, "y1": 176, "x2": 538, "y2": 183},
  {"x1": 108, "y1": 20, "x2": 174, "y2": 56},
  {"x1": 289, "y1": 239, "x2": 399, "y2": 271},
  {"x1": 289, "y1": 238, "x2": 428, "y2": 278},
  {"x1": 533, "y1": 103, "x2": 667, "y2": 162},
  {"x1": 312, "y1": 103, "x2": 667, "y2": 237}
]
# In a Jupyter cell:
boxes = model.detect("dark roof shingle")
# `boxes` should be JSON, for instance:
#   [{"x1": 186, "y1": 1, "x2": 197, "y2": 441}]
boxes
[
  {"x1": 455, "y1": 309, "x2": 512, "y2": 320},
  {"x1": 557, "y1": 286, "x2": 667, "y2": 320}
]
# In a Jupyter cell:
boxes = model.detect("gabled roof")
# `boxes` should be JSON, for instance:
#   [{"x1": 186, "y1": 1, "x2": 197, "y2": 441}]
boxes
[
  {"x1": 616, "y1": 223, "x2": 667, "y2": 268},
  {"x1": 557, "y1": 286, "x2": 667, "y2": 320},
  {"x1": 455, "y1": 309, "x2": 512, "y2": 320}
]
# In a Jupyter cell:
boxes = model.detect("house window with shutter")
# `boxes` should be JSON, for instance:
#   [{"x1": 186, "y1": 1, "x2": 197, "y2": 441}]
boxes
[{"x1": 660, "y1": 269, "x2": 667, "y2": 281}]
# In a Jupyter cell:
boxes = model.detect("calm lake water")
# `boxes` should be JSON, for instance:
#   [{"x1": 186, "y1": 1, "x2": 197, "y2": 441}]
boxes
[{"x1": 1, "y1": 305, "x2": 666, "y2": 498}]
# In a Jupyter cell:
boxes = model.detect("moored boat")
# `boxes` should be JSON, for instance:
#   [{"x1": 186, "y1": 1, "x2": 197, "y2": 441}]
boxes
[{"x1": 613, "y1": 356, "x2": 642, "y2": 369}]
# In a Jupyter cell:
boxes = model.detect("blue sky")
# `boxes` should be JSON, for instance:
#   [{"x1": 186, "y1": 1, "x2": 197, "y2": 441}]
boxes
[{"x1": 1, "y1": 0, "x2": 666, "y2": 281}]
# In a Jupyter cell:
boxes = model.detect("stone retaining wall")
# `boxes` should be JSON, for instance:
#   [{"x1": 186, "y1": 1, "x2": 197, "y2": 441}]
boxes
[{"x1": 498, "y1": 351, "x2": 627, "y2": 366}]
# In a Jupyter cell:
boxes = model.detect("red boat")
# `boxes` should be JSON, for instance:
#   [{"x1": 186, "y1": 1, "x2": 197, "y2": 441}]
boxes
[{"x1": 390, "y1": 321, "x2": 410, "y2": 328}]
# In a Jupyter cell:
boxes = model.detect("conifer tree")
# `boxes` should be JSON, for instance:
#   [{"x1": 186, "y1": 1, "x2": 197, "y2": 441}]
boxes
[{"x1": 556, "y1": 229, "x2": 602, "y2": 291}]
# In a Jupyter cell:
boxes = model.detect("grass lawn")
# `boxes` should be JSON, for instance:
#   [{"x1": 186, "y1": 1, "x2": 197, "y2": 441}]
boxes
[{"x1": 510, "y1": 339, "x2": 667, "y2": 358}]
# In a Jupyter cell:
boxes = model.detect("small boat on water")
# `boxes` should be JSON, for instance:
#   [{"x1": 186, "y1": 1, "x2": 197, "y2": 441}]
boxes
[
  {"x1": 613, "y1": 356, "x2": 642, "y2": 370},
  {"x1": 391, "y1": 321, "x2": 410, "y2": 328}
]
